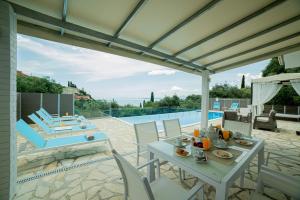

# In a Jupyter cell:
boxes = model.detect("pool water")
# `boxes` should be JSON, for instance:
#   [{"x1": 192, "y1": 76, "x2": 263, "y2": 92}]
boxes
[{"x1": 119, "y1": 110, "x2": 223, "y2": 131}]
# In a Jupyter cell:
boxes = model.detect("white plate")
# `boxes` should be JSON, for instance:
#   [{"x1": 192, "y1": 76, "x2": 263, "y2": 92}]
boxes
[
  {"x1": 214, "y1": 144, "x2": 228, "y2": 149},
  {"x1": 176, "y1": 152, "x2": 191, "y2": 157},
  {"x1": 212, "y1": 150, "x2": 233, "y2": 159},
  {"x1": 235, "y1": 139, "x2": 253, "y2": 146}
]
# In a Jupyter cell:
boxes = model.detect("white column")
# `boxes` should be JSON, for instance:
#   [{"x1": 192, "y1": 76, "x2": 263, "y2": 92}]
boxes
[
  {"x1": 0, "y1": 1, "x2": 17, "y2": 199},
  {"x1": 201, "y1": 70, "x2": 210, "y2": 129}
]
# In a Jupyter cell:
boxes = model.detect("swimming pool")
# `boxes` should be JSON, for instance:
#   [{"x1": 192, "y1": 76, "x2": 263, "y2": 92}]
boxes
[{"x1": 119, "y1": 110, "x2": 223, "y2": 131}]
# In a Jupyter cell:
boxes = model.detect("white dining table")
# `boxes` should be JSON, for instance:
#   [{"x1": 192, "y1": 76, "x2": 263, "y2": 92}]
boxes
[{"x1": 147, "y1": 137, "x2": 264, "y2": 200}]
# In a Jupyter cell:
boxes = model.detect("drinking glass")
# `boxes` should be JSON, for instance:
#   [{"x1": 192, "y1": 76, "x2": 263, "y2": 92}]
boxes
[
  {"x1": 223, "y1": 130, "x2": 230, "y2": 140},
  {"x1": 202, "y1": 137, "x2": 211, "y2": 150},
  {"x1": 194, "y1": 128, "x2": 200, "y2": 137}
]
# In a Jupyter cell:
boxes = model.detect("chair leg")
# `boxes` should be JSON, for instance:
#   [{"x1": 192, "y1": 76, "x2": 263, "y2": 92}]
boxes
[
  {"x1": 265, "y1": 152, "x2": 271, "y2": 166},
  {"x1": 240, "y1": 170, "x2": 245, "y2": 188},
  {"x1": 136, "y1": 151, "x2": 139, "y2": 166},
  {"x1": 179, "y1": 168, "x2": 183, "y2": 182},
  {"x1": 183, "y1": 170, "x2": 186, "y2": 180}
]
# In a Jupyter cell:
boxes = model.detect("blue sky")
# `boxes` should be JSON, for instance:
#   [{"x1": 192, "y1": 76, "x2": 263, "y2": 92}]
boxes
[{"x1": 17, "y1": 34, "x2": 268, "y2": 103}]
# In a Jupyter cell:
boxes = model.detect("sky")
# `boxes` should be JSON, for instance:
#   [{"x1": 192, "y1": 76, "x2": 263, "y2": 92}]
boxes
[{"x1": 17, "y1": 34, "x2": 268, "y2": 104}]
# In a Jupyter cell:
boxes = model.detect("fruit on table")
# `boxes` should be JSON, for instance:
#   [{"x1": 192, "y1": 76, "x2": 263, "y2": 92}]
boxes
[
  {"x1": 176, "y1": 148, "x2": 188, "y2": 156},
  {"x1": 193, "y1": 141, "x2": 203, "y2": 148}
]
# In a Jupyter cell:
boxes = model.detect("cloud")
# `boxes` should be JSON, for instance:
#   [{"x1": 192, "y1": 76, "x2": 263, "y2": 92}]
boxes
[
  {"x1": 148, "y1": 69, "x2": 176, "y2": 76},
  {"x1": 171, "y1": 86, "x2": 183, "y2": 91},
  {"x1": 17, "y1": 35, "x2": 165, "y2": 81}
]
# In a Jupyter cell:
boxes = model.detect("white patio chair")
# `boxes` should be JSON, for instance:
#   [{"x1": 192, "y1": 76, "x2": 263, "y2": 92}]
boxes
[
  {"x1": 224, "y1": 119, "x2": 252, "y2": 186},
  {"x1": 112, "y1": 149, "x2": 204, "y2": 200},
  {"x1": 265, "y1": 150, "x2": 300, "y2": 167},
  {"x1": 162, "y1": 118, "x2": 182, "y2": 138},
  {"x1": 223, "y1": 120, "x2": 252, "y2": 136},
  {"x1": 251, "y1": 165, "x2": 300, "y2": 200},
  {"x1": 134, "y1": 121, "x2": 160, "y2": 166}
]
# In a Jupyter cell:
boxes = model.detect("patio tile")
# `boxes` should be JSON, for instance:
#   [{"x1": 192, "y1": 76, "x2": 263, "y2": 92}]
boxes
[{"x1": 14, "y1": 118, "x2": 300, "y2": 200}]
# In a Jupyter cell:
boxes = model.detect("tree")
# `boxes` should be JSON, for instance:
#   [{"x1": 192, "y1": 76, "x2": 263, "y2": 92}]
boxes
[
  {"x1": 150, "y1": 92, "x2": 154, "y2": 102},
  {"x1": 139, "y1": 102, "x2": 142, "y2": 108},
  {"x1": 17, "y1": 75, "x2": 63, "y2": 93},
  {"x1": 262, "y1": 57, "x2": 285, "y2": 77},
  {"x1": 241, "y1": 75, "x2": 245, "y2": 88},
  {"x1": 143, "y1": 100, "x2": 146, "y2": 107},
  {"x1": 209, "y1": 84, "x2": 251, "y2": 98}
]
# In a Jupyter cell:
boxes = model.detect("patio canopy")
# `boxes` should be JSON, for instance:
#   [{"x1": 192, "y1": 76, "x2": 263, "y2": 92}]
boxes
[
  {"x1": 7, "y1": 0, "x2": 300, "y2": 75},
  {"x1": 251, "y1": 73, "x2": 300, "y2": 115}
]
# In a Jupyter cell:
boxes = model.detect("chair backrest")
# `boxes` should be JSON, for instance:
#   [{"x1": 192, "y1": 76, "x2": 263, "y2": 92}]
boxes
[
  {"x1": 163, "y1": 119, "x2": 181, "y2": 138},
  {"x1": 134, "y1": 121, "x2": 159, "y2": 151},
  {"x1": 36, "y1": 110, "x2": 54, "y2": 125},
  {"x1": 224, "y1": 120, "x2": 252, "y2": 136},
  {"x1": 16, "y1": 119, "x2": 46, "y2": 148},
  {"x1": 213, "y1": 102, "x2": 220, "y2": 109},
  {"x1": 112, "y1": 149, "x2": 154, "y2": 200},
  {"x1": 256, "y1": 166, "x2": 300, "y2": 199},
  {"x1": 230, "y1": 102, "x2": 239, "y2": 110},
  {"x1": 269, "y1": 110, "x2": 276, "y2": 119},
  {"x1": 40, "y1": 108, "x2": 54, "y2": 119},
  {"x1": 239, "y1": 108, "x2": 250, "y2": 116},
  {"x1": 28, "y1": 113, "x2": 53, "y2": 134}
]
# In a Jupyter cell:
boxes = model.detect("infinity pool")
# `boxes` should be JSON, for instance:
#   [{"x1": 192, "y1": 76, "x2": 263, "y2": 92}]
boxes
[{"x1": 119, "y1": 110, "x2": 223, "y2": 131}]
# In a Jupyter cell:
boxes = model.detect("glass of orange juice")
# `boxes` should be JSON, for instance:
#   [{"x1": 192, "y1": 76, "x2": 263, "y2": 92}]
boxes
[
  {"x1": 202, "y1": 137, "x2": 211, "y2": 150},
  {"x1": 222, "y1": 130, "x2": 230, "y2": 140},
  {"x1": 194, "y1": 128, "x2": 200, "y2": 137}
]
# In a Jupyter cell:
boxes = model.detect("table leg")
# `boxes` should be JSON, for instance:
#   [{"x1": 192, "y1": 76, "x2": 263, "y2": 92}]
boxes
[
  {"x1": 258, "y1": 146, "x2": 264, "y2": 174},
  {"x1": 147, "y1": 151, "x2": 155, "y2": 182},
  {"x1": 215, "y1": 184, "x2": 227, "y2": 200}
]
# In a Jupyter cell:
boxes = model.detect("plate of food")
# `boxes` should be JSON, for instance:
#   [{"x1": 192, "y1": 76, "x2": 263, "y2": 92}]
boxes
[
  {"x1": 175, "y1": 148, "x2": 190, "y2": 157},
  {"x1": 235, "y1": 139, "x2": 253, "y2": 146},
  {"x1": 212, "y1": 150, "x2": 233, "y2": 159},
  {"x1": 181, "y1": 137, "x2": 191, "y2": 142}
]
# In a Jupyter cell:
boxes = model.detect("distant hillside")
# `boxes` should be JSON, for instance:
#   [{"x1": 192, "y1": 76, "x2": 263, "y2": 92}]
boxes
[
  {"x1": 17, "y1": 71, "x2": 64, "y2": 94},
  {"x1": 17, "y1": 71, "x2": 94, "y2": 100}
]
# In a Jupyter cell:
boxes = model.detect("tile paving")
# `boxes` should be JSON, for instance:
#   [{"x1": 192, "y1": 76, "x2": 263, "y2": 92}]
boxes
[{"x1": 14, "y1": 117, "x2": 300, "y2": 200}]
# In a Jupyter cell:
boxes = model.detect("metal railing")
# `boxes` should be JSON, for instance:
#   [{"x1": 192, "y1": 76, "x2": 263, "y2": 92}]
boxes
[{"x1": 264, "y1": 105, "x2": 300, "y2": 115}]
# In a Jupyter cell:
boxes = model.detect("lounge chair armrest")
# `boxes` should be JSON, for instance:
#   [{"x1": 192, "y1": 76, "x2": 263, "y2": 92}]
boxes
[
  {"x1": 186, "y1": 182, "x2": 204, "y2": 199},
  {"x1": 136, "y1": 158, "x2": 160, "y2": 178}
]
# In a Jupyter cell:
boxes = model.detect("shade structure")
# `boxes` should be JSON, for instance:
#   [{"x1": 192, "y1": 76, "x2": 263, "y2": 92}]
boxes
[
  {"x1": 251, "y1": 73, "x2": 300, "y2": 116},
  {"x1": 7, "y1": 0, "x2": 300, "y2": 75}
]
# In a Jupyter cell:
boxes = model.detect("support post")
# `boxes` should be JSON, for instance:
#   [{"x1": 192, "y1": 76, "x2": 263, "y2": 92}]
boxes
[
  {"x1": 0, "y1": 1, "x2": 17, "y2": 199},
  {"x1": 201, "y1": 70, "x2": 210, "y2": 129}
]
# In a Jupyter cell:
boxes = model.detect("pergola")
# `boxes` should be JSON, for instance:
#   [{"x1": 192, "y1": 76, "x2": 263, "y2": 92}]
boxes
[{"x1": 1, "y1": 0, "x2": 300, "y2": 199}]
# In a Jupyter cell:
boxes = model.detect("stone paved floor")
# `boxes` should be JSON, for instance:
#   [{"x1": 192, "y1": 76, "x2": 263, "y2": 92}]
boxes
[{"x1": 14, "y1": 118, "x2": 300, "y2": 200}]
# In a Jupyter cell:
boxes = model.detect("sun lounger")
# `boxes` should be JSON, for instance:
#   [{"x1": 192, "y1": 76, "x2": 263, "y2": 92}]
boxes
[
  {"x1": 229, "y1": 102, "x2": 239, "y2": 111},
  {"x1": 28, "y1": 113, "x2": 96, "y2": 134},
  {"x1": 16, "y1": 119, "x2": 111, "y2": 149},
  {"x1": 36, "y1": 110, "x2": 80, "y2": 126},
  {"x1": 40, "y1": 108, "x2": 86, "y2": 122},
  {"x1": 212, "y1": 101, "x2": 221, "y2": 110}
]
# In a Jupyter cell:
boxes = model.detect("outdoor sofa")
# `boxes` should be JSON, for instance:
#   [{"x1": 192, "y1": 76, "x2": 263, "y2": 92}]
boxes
[{"x1": 253, "y1": 110, "x2": 277, "y2": 131}]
